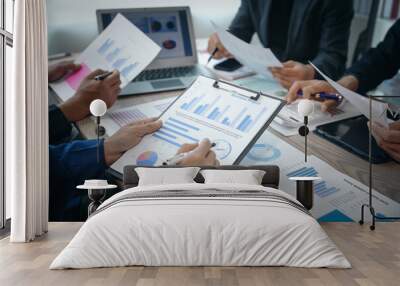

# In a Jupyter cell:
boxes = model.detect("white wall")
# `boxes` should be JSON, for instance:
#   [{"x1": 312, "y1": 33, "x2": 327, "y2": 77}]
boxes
[{"x1": 47, "y1": 0, "x2": 240, "y2": 54}]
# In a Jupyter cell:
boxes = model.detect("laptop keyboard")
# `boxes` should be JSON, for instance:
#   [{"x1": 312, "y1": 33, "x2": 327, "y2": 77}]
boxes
[{"x1": 133, "y1": 66, "x2": 198, "y2": 82}]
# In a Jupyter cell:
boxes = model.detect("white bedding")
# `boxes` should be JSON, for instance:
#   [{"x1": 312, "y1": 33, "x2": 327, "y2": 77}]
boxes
[{"x1": 50, "y1": 183, "x2": 351, "y2": 269}]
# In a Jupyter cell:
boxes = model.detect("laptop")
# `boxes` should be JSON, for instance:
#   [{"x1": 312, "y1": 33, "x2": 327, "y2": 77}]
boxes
[{"x1": 96, "y1": 6, "x2": 207, "y2": 96}]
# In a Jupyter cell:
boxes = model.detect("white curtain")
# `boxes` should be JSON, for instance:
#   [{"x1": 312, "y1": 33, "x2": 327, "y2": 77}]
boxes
[{"x1": 7, "y1": 0, "x2": 49, "y2": 242}]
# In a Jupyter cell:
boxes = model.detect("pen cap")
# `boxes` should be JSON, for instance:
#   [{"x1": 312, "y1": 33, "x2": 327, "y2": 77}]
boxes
[
  {"x1": 90, "y1": 99, "x2": 107, "y2": 117},
  {"x1": 298, "y1": 99, "x2": 314, "y2": 117}
]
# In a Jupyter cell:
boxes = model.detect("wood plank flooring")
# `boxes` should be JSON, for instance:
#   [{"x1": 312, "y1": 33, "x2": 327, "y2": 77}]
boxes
[{"x1": 1, "y1": 222, "x2": 399, "y2": 286}]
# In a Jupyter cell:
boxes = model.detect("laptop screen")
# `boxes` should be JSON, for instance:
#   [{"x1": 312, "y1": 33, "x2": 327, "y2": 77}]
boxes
[{"x1": 99, "y1": 9, "x2": 193, "y2": 60}]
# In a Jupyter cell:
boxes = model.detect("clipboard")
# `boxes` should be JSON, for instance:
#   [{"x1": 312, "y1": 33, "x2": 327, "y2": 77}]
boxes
[{"x1": 111, "y1": 75, "x2": 286, "y2": 173}]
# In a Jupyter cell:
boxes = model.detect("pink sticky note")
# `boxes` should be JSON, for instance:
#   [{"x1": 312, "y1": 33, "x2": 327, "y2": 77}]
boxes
[{"x1": 66, "y1": 63, "x2": 91, "y2": 90}]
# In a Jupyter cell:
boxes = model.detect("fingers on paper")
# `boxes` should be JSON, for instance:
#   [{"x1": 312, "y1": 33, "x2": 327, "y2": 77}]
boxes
[
  {"x1": 178, "y1": 143, "x2": 199, "y2": 154},
  {"x1": 133, "y1": 120, "x2": 163, "y2": 136},
  {"x1": 321, "y1": 100, "x2": 339, "y2": 112},
  {"x1": 371, "y1": 122, "x2": 400, "y2": 143}
]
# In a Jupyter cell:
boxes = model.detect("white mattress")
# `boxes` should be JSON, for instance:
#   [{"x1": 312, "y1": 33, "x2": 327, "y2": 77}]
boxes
[{"x1": 50, "y1": 183, "x2": 351, "y2": 269}]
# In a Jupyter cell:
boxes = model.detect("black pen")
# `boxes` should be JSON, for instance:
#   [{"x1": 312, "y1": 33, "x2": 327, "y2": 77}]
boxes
[
  {"x1": 95, "y1": 71, "x2": 113, "y2": 81},
  {"x1": 207, "y1": 48, "x2": 219, "y2": 64}
]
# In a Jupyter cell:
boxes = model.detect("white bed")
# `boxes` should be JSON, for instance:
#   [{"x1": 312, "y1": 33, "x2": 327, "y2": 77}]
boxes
[{"x1": 50, "y1": 183, "x2": 350, "y2": 269}]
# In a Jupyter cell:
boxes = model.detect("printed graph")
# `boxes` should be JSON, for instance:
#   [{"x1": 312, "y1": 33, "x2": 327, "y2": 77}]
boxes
[
  {"x1": 109, "y1": 108, "x2": 147, "y2": 127},
  {"x1": 97, "y1": 38, "x2": 140, "y2": 80},
  {"x1": 153, "y1": 117, "x2": 200, "y2": 147},
  {"x1": 136, "y1": 151, "x2": 158, "y2": 166},
  {"x1": 180, "y1": 94, "x2": 267, "y2": 133},
  {"x1": 286, "y1": 167, "x2": 340, "y2": 198}
]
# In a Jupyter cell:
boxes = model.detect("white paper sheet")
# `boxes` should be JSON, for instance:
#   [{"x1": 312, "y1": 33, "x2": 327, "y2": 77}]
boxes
[
  {"x1": 242, "y1": 133, "x2": 400, "y2": 222},
  {"x1": 280, "y1": 156, "x2": 400, "y2": 222},
  {"x1": 99, "y1": 97, "x2": 175, "y2": 136},
  {"x1": 111, "y1": 76, "x2": 284, "y2": 173},
  {"x1": 212, "y1": 22, "x2": 282, "y2": 77},
  {"x1": 310, "y1": 62, "x2": 389, "y2": 127},
  {"x1": 50, "y1": 14, "x2": 161, "y2": 101}
]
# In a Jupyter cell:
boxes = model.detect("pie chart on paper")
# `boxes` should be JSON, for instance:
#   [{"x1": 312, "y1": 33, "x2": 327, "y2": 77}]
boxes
[{"x1": 136, "y1": 151, "x2": 158, "y2": 166}]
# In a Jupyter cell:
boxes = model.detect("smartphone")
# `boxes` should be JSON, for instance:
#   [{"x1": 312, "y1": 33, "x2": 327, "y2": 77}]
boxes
[{"x1": 214, "y1": 59, "x2": 243, "y2": 72}]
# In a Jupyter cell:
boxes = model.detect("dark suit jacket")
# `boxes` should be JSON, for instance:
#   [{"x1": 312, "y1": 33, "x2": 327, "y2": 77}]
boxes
[
  {"x1": 48, "y1": 105, "x2": 106, "y2": 221},
  {"x1": 229, "y1": 0, "x2": 354, "y2": 80},
  {"x1": 346, "y1": 19, "x2": 400, "y2": 94},
  {"x1": 49, "y1": 104, "x2": 73, "y2": 145}
]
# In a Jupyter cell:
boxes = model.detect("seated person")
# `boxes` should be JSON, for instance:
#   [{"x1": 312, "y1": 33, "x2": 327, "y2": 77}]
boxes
[
  {"x1": 48, "y1": 62, "x2": 219, "y2": 221},
  {"x1": 286, "y1": 20, "x2": 400, "y2": 162},
  {"x1": 48, "y1": 61, "x2": 121, "y2": 144},
  {"x1": 207, "y1": 0, "x2": 354, "y2": 88}
]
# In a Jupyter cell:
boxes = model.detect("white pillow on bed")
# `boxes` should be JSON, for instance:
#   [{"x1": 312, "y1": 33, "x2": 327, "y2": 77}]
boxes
[
  {"x1": 135, "y1": 167, "x2": 201, "y2": 186},
  {"x1": 200, "y1": 169, "x2": 266, "y2": 185}
]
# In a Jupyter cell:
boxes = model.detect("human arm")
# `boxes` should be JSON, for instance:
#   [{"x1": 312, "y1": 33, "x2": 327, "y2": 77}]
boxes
[
  {"x1": 370, "y1": 121, "x2": 400, "y2": 163},
  {"x1": 103, "y1": 119, "x2": 219, "y2": 166},
  {"x1": 346, "y1": 20, "x2": 400, "y2": 94},
  {"x1": 207, "y1": 0, "x2": 255, "y2": 59},
  {"x1": 270, "y1": 1, "x2": 354, "y2": 88},
  {"x1": 286, "y1": 75, "x2": 359, "y2": 112},
  {"x1": 175, "y1": 139, "x2": 220, "y2": 166},
  {"x1": 48, "y1": 61, "x2": 81, "y2": 82},
  {"x1": 228, "y1": 0, "x2": 255, "y2": 43},
  {"x1": 49, "y1": 104, "x2": 73, "y2": 145},
  {"x1": 58, "y1": 69, "x2": 121, "y2": 122},
  {"x1": 311, "y1": 0, "x2": 354, "y2": 81}
]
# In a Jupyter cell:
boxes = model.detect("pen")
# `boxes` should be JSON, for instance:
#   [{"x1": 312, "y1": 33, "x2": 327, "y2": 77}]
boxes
[
  {"x1": 48, "y1": 52, "x2": 72, "y2": 61},
  {"x1": 163, "y1": 143, "x2": 217, "y2": 166},
  {"x1": 207, "y1": 48, "x2": 219, "y2": 64},
  {"x1": 95, "y1": 71, "x2": 113, "y2": 81},
  {"x1": 297, "y1": 90, "x2": 343, "y2": 102}
]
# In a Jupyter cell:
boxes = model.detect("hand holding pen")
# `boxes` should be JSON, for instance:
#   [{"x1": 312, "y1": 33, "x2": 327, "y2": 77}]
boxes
[
  {"x1": 163, "y1": 139, "x2": 219, "y2": 166},
  {"x1": 286, "y1": 79, "x2": 343, "y2": 112},
  {"x1": 207, "y1": 33, "x2": 232, "y2": 61}
]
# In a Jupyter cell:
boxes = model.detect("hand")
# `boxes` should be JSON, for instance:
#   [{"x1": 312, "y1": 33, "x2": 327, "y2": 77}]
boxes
[
  {"x1": 207, "y1": 33, "x2": 232, "y2": 59},
  {"x1": 269, "y1": 61, "x2": 315, "y2": 89},
  {"x1": 177, "y1": 139, "x2": 220, "y2": 166},
  {"x1": 286, "y1": 80, "x2": 340, "y2": 112},
  {"x1": 104, "y1": 118, "x2": 162, "y2": 166},
  {"x1": 370, "y1": 121, "x2": 400, "y2": 162},
  {"x1": 59, "y1": 69, "x2": 121, "y2": 122},
  {"x1": 48, "y1": 61, "x2": 81, "y2": 82}
]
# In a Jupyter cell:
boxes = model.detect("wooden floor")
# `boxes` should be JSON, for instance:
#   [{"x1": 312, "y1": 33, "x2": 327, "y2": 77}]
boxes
[{"x1": 0, "y1": 222, "x2": 399, "y2": 286}]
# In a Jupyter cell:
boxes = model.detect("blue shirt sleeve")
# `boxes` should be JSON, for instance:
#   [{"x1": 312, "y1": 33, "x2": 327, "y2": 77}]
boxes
[{"x1": 49, "y1": 139, "x2": 107, "y2": 221}]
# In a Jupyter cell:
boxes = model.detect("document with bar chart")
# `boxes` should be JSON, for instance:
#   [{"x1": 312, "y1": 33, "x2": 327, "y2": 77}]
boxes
[
  {"x1": 111, "y1": 76, "x2": 285, "y2": 173},
  {"x1": 279, "y1": 156, "x2": 400, "y2": 222},
  {"x1": 50, "y1": 14, "x2": 161, "y2": 101}
]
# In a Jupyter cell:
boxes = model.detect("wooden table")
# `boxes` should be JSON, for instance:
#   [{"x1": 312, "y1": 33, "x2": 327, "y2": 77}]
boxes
[
  {"x1": 1, "y1": 222, "x2": 400, "y2": 286},
  {"x1": 72, "y1": 88, "x2": 400, "y2": 203}
]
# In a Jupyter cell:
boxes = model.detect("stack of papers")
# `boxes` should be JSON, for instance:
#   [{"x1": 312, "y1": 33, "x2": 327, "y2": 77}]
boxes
[{"x1": 50, "y1": 14, "x2": 161, "y2": 101}]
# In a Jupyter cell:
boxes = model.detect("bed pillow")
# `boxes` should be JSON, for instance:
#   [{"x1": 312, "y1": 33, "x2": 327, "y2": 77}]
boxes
[
  {"x1": 200, "y1": 169, "x2": 266, "y2": 185},
  {"x1": 135, "y1": 167, "x2": 201, "y2": 186}
]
